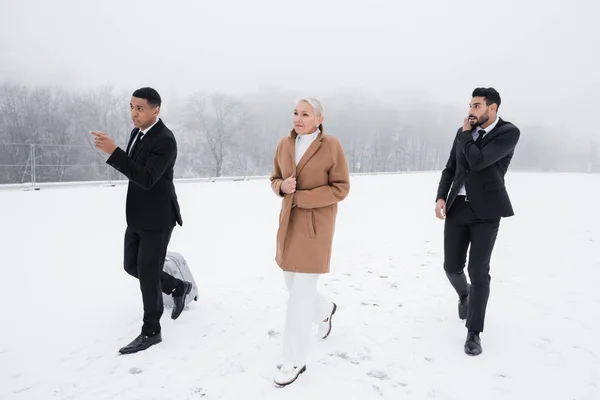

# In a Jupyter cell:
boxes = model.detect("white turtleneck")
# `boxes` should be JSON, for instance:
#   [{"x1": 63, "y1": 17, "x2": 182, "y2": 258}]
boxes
[{"x1": 295, "y1": 128, "x2": 320, "y2": 166}]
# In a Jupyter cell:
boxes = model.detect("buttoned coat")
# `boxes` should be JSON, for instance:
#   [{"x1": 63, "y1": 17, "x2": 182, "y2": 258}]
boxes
[{"x1": 270, "y1": 128, "x2": 350, "y2": 273}]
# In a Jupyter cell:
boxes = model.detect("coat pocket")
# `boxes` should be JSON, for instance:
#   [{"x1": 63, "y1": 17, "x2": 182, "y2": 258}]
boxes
[{"x1": 306, "y1": 210, "x2": 316, "y2": 239}]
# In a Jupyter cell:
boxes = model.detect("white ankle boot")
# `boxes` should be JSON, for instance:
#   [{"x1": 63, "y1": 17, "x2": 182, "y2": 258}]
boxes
[
  {"x1": 317, "y1": 302, "x2": 337, "y2": 339},
  {"x1": 274, "y1": 362, "x2": 306, "y2": 387}
]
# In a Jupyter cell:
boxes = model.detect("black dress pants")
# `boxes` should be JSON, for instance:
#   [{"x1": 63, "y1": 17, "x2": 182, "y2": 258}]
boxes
[
  {"x1": 124, "y1": 226, "x2": 182, "y2": 336},
  {"x1": 443, "y1": 196, "x2": 500, "y2": 333}
]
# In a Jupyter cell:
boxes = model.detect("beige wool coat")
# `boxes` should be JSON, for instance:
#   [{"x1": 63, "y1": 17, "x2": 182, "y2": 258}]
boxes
[{"x1": 270, "y1": 128, "x2": 350, "y2": 274}]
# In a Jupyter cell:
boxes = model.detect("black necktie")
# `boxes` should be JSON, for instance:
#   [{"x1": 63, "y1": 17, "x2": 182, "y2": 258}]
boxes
[
  {"x1": 128, "y1": 129, "x2": 143, "y2": 157},
  {"x1": 475, "y1": 129, "x2": 486, "y2": 144}
]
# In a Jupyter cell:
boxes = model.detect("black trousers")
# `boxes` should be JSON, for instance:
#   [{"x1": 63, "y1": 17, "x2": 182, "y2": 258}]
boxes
[
  {"x1": 124, "y1": 225, "x2": 182, "y2": 336},
  {"x1": 443, "y1": 196, "x2": 500, "y2": 333}
]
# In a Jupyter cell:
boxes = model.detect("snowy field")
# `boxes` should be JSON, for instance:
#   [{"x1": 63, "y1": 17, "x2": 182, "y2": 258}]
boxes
[{"x1": 0, "y1": 171, "x2": 599, "y2": 400}]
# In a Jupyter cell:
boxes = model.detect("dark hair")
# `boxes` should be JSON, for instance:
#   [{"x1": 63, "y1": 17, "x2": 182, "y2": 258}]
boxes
[
  {"x1": 132, "y1": 87, "x2": 161, "y2": 107},
  {"x1": 472, "y1": 87, "x2": 501, "y2": 109}
]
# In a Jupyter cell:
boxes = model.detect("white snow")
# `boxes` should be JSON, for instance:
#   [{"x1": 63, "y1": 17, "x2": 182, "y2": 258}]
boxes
[{"x1": 1, "y1": 172, "x2": 599, "y2": 400}]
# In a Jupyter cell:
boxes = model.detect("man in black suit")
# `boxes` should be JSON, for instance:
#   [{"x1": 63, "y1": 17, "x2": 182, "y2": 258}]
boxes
[
  {"x1": 435, "y1": 87, "x2": 520, "y2": 356},
  {"x1": 92, "y1": 87, "x2": 192, "y2": 355}
]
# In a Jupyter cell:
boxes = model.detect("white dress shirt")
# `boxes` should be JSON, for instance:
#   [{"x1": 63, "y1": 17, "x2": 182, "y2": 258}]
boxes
[
  {"x1": 129, "y1": 117, "x2": 160, "y2": 155},
  {"x1": 457, "y1": 116, "x2": 499, "y2": 196},
  {"x1": 295, "y1": 128, "x2": 320, "y2": 166}
]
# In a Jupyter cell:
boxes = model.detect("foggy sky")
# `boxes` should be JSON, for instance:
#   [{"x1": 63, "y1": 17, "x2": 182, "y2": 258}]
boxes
[{"x1": 1, "y1": 0, "x2": 598, "y2": 140}]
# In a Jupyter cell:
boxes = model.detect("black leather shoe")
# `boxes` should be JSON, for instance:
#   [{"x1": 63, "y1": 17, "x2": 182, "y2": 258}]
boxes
[
  {"x1": 464, "y1": 331, "x2": 482, "y2": 356},
  {"x1": 171, "y1": 281, "x2": 192, "y2": 320},
  {"x1": 119, "y1": 333, "x2": 162, "y2": 355}
]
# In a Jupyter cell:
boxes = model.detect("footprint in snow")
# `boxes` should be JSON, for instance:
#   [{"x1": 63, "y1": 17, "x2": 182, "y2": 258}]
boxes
[
  {"x1": 129, "y1": 367, "x2": 143, "y2": 375},
  {"x1": 372, "y1": 385, "x2": 384, "y2": 396},
  {"x1": 330, "y1": 351, "x2": 360, "y2": 364},
  {"x1": 360, "y1": 302, "x2": 379, "y2": 307},
  {"x1": 367, "y1": 370, "x2": 389, "y2": 380},
  {"x1": 191, "y1": 387, "x2": 207, "y2": 397},
  {"x1": 13, "y1": 386, "x2": 32, "y2": 395}
]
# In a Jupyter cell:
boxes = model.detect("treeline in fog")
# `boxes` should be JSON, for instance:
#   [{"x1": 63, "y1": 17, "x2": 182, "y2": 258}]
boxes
[{"x1": 0, "y1": 83, "x2": 597, "y2": 185}]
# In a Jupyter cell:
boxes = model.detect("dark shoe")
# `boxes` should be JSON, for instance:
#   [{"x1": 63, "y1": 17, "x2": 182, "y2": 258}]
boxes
[
  {"x1": 458, "y1": 283, "x2": 471, "y2": 320},
  {"x1": 318, "y1": 302, "x2": 337, "y2": 340},
  {"x1": 171, "y1": 281, "x2": 192, "y2": 320},
  {"x1": 464, "y1": 331, "x2": 482, "y2": 356},
  {"x1": 119, "y1": 333, "x2": 162, "y2": 355}
]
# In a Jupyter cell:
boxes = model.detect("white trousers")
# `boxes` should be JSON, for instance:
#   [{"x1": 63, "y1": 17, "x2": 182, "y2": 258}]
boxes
[{"x1": 281, "y1": 271, "x2": 332, "y2": 366}]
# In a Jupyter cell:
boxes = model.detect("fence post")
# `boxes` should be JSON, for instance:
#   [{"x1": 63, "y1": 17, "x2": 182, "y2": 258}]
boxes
[
  {"x1": 104, "y1": 162, "x2": 115, "y2": 187},
  {"x1": 30, "y1": 144, "x2": 36, "y2": 188}
]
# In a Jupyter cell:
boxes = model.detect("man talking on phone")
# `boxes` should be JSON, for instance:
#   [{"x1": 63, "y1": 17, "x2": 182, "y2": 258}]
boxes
[
  {"x1": 92, "y1": 87, "x2": 192, "y2": 355},
  {"x1": 435, "y1": 87, "x2": 520, "y2": 356}
]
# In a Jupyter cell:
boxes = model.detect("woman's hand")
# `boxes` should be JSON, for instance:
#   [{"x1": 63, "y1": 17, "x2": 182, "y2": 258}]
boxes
[{"x1": 281, "y1": 175, "x2": 296, "y2": 194}]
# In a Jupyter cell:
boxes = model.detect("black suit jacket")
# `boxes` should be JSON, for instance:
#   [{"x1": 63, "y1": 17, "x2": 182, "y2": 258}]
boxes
[
  {"x1": 106, "y1": 119, "x2": 183, "y2": 230},
  {"x1": 436, "y1": 118, "x2": 520, "y2": 220}
]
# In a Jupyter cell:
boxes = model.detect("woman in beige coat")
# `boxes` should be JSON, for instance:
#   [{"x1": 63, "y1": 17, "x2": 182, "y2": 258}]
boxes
[{"x1": 270, "y1": 97, "x2": 350, "y2": 387}]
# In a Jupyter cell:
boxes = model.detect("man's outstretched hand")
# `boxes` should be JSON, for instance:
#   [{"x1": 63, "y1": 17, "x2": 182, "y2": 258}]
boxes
[{"x1": 91, "y1": 131, "x2": 117, "y2": 155}]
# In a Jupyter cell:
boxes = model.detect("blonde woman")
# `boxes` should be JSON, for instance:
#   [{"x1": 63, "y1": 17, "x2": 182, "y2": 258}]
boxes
[{"x1": 270, "y1": 97, "x2": 350, "y2": 387}]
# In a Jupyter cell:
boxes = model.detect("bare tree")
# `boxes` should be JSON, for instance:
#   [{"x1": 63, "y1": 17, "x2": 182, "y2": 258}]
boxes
[
  {"x1": 1, "y1": 82, "x2": 595, "y2": 183},
  {"x1": 237, "y1": 86, "x2": 294, "y2": 175},
  {"x1": 187, "y1": 92, "x2": 243, "y2": 177},
  {"x1": 0, "y1": 84, "x2": 80, "y2": 183},
  {"x1": 75, "y1": 85, "x2": 131, "y2": 181},
  {"x1": 0, "y1": 84, "x2": 34, "y2": 183}
]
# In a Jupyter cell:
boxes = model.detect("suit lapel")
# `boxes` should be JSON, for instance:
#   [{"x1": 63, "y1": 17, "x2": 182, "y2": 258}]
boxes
[
  {"x1": 481, "y1": 118, "x2": 506, "y2": 146},
  {"x1": 125, "y1": 128, "x2": 140, "y2": 155},
  {"x1": 295, "y1": 132, "x2": 323, "y2": 176},
  {"x1": 132, "y1": 133, "x2": 149, "y2": 160},
  {"x1": 131, "y1": 119, "x2": 163, "y2": 160}
]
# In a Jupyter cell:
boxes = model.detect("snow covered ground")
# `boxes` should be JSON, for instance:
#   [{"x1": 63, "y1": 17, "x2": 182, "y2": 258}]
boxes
[{"x1": 1, "y1": 171, "x2": 599, "y2": 400}]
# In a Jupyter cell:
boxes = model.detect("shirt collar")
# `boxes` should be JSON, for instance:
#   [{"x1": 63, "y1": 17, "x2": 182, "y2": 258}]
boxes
[
  {"x1": 477, "y1": 116, "x2": 499, "y2": 136},
  {"x1": 296, "y1": 128, "x2": 320, "y2": 142},
  {"x1": 141, "y1": 117, "x2": 160, "y2": 135}
]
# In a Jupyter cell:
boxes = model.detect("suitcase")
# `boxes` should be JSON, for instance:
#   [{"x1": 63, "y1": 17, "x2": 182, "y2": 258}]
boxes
[{"x1": 162, "y1": 251, "x2": 199, "y2": 309}]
